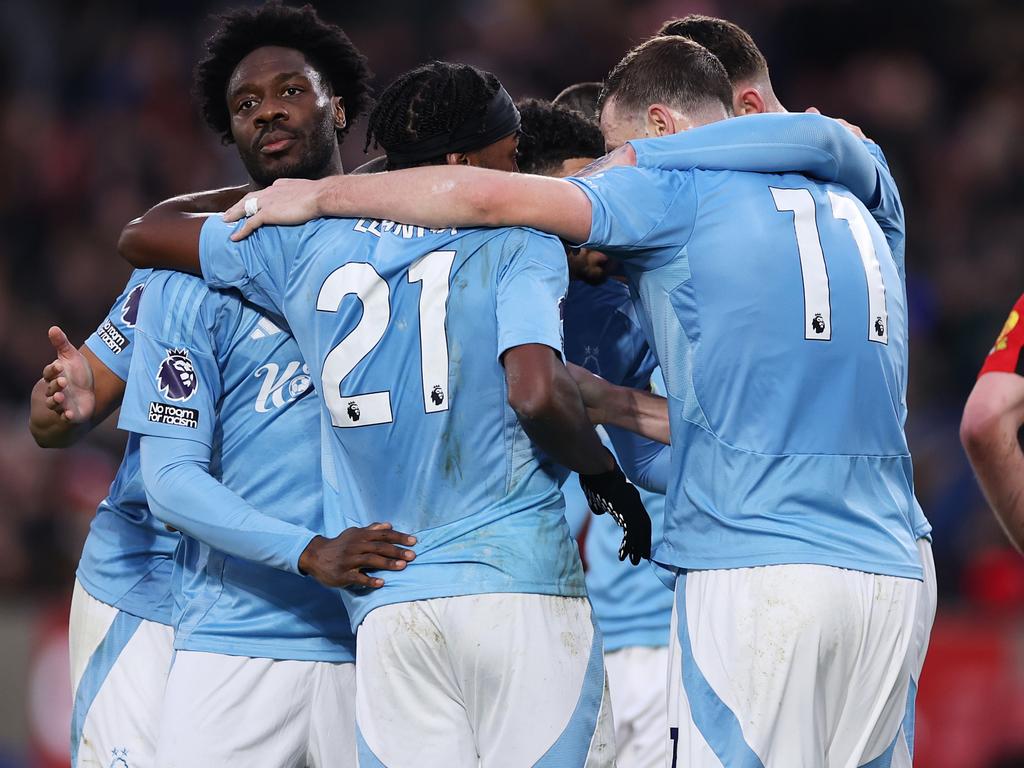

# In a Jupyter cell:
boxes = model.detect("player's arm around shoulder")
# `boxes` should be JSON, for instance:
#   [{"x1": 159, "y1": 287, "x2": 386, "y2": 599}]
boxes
[
  {"x1": 224, "y1": 168, "x2": 595, "y2": 246},
  {"x1": 961, "y1": 296, "x2": 1024, "y2": 553}
]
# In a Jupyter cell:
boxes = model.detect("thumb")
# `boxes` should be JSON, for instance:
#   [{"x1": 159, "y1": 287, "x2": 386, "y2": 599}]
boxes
[{"x1": 48, "y1": 326, "x2": 75, "y2": 357}]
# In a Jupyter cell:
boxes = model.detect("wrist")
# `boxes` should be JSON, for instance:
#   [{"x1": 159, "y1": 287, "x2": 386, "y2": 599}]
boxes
[{"x1": 298, "y1": 534, "x2": 326, "y2": 576}]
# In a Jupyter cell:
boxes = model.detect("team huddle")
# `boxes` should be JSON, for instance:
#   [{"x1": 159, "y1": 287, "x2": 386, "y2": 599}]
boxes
[{"x1": 31, "y1": 3, "x2": 937, "y2": 767}]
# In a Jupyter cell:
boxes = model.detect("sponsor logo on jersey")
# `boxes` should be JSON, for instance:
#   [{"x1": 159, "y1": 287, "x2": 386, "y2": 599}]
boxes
[
  {"x1": 156, "y1": 348, "x2": 198, "y2": 402},
  {"x1": 121, "y1": 283, "x2": 145, "y2": 327},
  {"x1": 97, "y1": 320, "x2": 129, "y2": 355},
  {"x1": 148, "y1": 401, "x2": 199, "y2": 429},
  {"x1": 253, "y1": 360, "x2": 312, "y2": 412}
]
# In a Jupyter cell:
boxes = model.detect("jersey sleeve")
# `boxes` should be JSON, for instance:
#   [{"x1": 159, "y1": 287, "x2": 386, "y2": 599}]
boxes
[
  {"x1": 199, "y1": 215, "x2": 295, "y2": 319},
  {"x1": 117, "y1": 272, "x2": 222, "y2": 448},
  {"x1": 979, "y1": 295, "x2": 1024, "y2": 378},
  {"x1": 565, "y1": 167, "x2": 697, "y2": 270},
  {"x1": 630, "y1": 113, "x2": 880, "y2": 212},
  {"x1": 83, "y1": 268, "x2": 152, "y2": 380},
  {"x1": 861, "y1": 142, "x2": 906, "y2": 277},
  {"x1": 495, "y1": 229, "x2": 570, "y2": 360}
]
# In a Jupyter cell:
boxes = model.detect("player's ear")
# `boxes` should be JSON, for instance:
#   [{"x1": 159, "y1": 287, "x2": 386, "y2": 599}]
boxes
[
  {"x1": 646, "y1": 104, "x2": 678, "y2": 137},
  {"x1": 735, "y1": 87, "x2": 766, "y2": 115},
  {"x1": 446, "y1": 152, "x2": 470, "y2": 166},
  {"x1": 332, "y1": 96, "x2": 347, "y2": 131}
]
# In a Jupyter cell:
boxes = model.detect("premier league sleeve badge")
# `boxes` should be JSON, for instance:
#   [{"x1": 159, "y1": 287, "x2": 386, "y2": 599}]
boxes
[{"x1": 156, "y1": 348, "x2": 199, "y2": 402}]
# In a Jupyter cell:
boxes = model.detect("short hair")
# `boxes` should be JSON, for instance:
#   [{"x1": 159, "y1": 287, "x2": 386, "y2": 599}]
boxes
[
  {"x1": 365, "y1": 61, "x2": 502, "y2": 170},
  {"x1": 598, "y1": 36, "x2": 733, "y2": 120},
  {"x1": 552, "y1": 82, "x2": 602, "y2": 120},
  {"x1": 658, "y1": 15, "x2": 768, "y2": 84},
  {"x1": 195, "y1": 2, "x2": 371, "y2": 145},
  {"x1": 516, "y1": 98, "x2": 604, "y2": 175}
]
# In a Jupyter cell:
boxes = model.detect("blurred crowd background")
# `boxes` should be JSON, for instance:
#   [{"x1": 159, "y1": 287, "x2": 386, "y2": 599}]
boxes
[{"x1": 1, "y1": 0, "x2": 1023, "y2": 765}]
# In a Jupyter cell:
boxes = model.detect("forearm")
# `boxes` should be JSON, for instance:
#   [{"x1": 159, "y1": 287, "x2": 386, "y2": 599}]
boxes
[
  {"x1": 632, "y1": 113, "x2": 880, "y2": 208},
  {"x1": 514, "y1": 372, "x2": 614, "y2": 476},
  {"x1": 599, "y1": 384, "x2": 671, "y2": 445},
  {"x1": 315, "y1": 167, "x2": 592, "y2": 243},
  {"x1": 29, "y1": 378, "x2": 86, "y2": 448},
  {"x1": 140, "y1": 437, "x2": 317, "y2": 574},
  {"x1": 604, "y1": 427, "x2": 670, "y2": 493}
]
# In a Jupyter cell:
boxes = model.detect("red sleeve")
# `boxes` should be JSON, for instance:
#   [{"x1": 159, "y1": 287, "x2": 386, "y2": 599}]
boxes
[{"x1": 979, "y1": 294, "x2": 1024, "y2": 378}]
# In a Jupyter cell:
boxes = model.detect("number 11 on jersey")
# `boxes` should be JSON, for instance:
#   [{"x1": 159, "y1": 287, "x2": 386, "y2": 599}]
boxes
[{"x1": 771, "y1": 187, "x2": 888, "y2": 345}]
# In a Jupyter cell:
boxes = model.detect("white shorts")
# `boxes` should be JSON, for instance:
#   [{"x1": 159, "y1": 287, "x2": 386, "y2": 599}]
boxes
[
  {"x1": 154, "y1": 650, "x2": 356, "y2": 767},
  {"x1": 605, "y1": 645, "x2": 668, "y2": 768},
  {"x1": 355, "y1": 593, "x2": 615, "y2": 767},
  {"x1": 668, "y1": 539, "x2": 936, "y2": 768},
  {"x1": 69, "y1": 579, "x2": 174, "y2": 768}
]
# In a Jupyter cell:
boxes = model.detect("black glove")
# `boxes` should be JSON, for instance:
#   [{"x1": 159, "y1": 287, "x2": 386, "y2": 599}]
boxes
[{"x1": 579, "y1": 462, "x2": 652, "y2": 565}]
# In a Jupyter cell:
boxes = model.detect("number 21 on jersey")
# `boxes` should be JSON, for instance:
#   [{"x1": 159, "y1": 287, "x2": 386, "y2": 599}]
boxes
[
  {"x1": 317, "y1": 250, "x2": 456, "y2": 428},
  {"x1": 771, "y1": 187, "x2": 889, "y2": 345}
]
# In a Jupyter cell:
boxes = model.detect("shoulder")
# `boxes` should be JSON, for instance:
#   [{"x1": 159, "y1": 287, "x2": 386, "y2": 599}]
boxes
[
  {"x1": 137, "y1": 270, "x2": 222, "y2": 343},
  {"x1": 979, "y1": 294, "x2": 1024, "y2": 378}
]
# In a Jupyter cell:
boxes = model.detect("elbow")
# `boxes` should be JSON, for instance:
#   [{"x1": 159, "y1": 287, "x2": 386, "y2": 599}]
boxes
[
  {"x1": 117, "y1": 217, "x2": 148, "y2": 268},
  {"x1": 508, "y1": 383, "x2": 558, "y2": 424},
  {"x1": 960, "y1": 395, "x2": 1003, "y2": 460}
]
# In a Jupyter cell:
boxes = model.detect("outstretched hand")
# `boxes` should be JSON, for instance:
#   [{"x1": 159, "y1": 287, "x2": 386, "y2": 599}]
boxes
[
  {"x1": 222, "y1": 178, "x2": 328, "y2": 241},
  {"x1": 299, "y1": 522, "x2": 417, "y2": 589},
  {"x1": 42, "y1": 326, "x2": 96, "y2": 423}
]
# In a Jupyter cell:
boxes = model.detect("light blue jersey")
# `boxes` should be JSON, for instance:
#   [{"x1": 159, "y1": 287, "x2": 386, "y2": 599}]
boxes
[
  {"x1": 79, "y1": 269, "x2": 178, "y2": 624},
  {"x1": 569, "y1": 163, "x2": 922, "y2": 580},
  {"x1": 629, "y1": 114, "x2": 930, "y2": 541},
  {"x1": 119, "y1": 271, "x2": 353, "y2": 661},
  {"x1": 562, "y1": 278, "x2": 672, "y2": 651},
  {"x1": 199, "y1": 217, "x2": 585, "y2": 628}
]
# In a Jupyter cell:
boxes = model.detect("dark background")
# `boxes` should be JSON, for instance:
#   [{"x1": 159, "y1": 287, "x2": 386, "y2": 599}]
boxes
[{"x1": 1, "y1": 1, "x2": 1023, "y2": 765}]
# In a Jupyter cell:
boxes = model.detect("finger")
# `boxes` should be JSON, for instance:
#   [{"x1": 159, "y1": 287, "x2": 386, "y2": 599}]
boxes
[
  {"x1": 357, "y1": 554, "x2": 409, "y2": 572},
  {"x1": 42, "y1": 361, "x2": 63, "y2": 382},
  {"x1": 222, "y1": 196, "x2": 251, "y2": 223},
  {"x1": 230, "y1": 211, "x2": 264, "y2": 241},
  {"x1": 52, "y1": 391, "x2": 66, "y2": 406},
  {"x1": 367, "y1": 529, "x2": 418, "y2": 546},
  {"x1": 46, "y1": 378, "x2": 63, "y2": 396},
  {"x1": 48, "y1": 326, "x2": 74, "y2": 357},
  {"x1": 346, "y1": 571, "x2": 385, "y2": 589},
  {"x1": 367, "y1": 522, "x2": 393, "y2": 531},
  {"x1": 805, "y1": 106, "x2": 821, "y2": 114},
  {"x1": 367, "y1": 542, "x2": 416, "y2": 561}
]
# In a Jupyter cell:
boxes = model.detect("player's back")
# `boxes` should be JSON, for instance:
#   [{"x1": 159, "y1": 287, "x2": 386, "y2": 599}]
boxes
[
  {"x1": 248, "y1": 219, "x2": 587, "y2": 627},
  {"x1": 576, "y1": 165, "x2": 920, "y2": 579}
]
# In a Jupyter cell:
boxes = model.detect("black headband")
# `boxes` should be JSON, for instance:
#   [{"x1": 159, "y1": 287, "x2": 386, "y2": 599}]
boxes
[{"x1": 385, "y1": 86, "x2": 521, "y2": 165}]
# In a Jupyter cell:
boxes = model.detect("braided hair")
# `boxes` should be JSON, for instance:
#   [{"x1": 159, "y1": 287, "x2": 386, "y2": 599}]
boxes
[
  {"x1": 366, "y1": 61, "x2": 501, "y2": 170},
  {"x1": 195, "y1": 2, "x2": 372, "y2": 145}
]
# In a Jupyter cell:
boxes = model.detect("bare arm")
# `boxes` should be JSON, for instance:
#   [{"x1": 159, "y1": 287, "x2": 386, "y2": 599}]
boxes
[
  {"x1": 961, "y1": 372, "x2": 1024, "y2": 553},
  {"x1": 504, "y1": 344, "x2": 615, "y2": 475},
  {"x1": 569, "y1": 363, "x2": 670, "y2": 445},
  {"x1": 29, "y1": 328, "x2": 125, "y2": 448},
  {"x1": 118, "y1": 185, "x2": 250, "y2": 273},
  {"x1": 223, "y1": 169, "x2": 596, "y2": 245}
]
